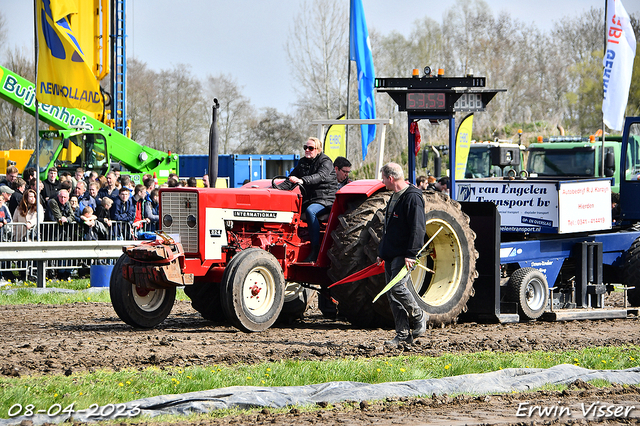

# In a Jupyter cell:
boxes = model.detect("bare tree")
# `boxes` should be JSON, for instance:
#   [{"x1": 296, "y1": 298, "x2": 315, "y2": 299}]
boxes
[
  {"x1": 204, "y1": 74, "x2": 254, "y2": 154},
  {"x1": 126, "y1": 58, "x2": 159, "y2": 146},
  {"x1": 0, "y1": 12, "x2": 7, "y2": 52},
  {"x1": 0, "y1": 46, "x2": 35, "y2": 149},
  {"x1": 285, "y1": 0, "x2": 348, "y2": 119},
  {"x1": 143, "y1": 65, "x2": 206, "y2": 154},
  {"x1": 242, "y1": 108, "x2": 303, "y2": 155}
]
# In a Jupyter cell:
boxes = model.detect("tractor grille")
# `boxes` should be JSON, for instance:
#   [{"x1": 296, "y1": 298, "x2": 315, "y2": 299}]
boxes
[{"x1": 160, "y1": 191, "x2": 198, "y2": 253}]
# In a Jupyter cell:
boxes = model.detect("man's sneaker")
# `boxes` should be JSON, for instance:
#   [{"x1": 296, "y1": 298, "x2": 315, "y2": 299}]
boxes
[
  {"x1": 412, "y1": 312, "x2": 428, "y2": 338},
  {"x1": 384, "y1": 334, "x2": 413, "y2": 347}
]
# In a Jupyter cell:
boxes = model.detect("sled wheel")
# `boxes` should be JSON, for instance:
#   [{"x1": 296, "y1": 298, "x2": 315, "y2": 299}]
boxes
[
  {"x1": 507, "y1": 267, "x2": 549, "y2": 320},
  {"x1": 183, "y1": 281, "x2": 225, "y2": 322},
  {"x1": 109, "y1": 254, "x2": 176, "y2": 328},
  {"x1": 278, "y1": 282, "x2": 315, "y2": 323},
  {"x1": 220, "y1": 248, "x2": 285, "y2": 332},
  {"x1": 623, "y1": 236, "x2": 640, "y2": 307}
]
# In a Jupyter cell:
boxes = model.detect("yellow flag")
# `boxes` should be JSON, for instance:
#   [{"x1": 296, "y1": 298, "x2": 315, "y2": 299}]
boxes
[
  {"x1": 323, "y1": 114, "x2": 346, "y2": 162},
  {"x1": 454, "y1": 113, "x2": 474, "y2": 180},
  {"x1": 36, "y1": 0, "x2": 103, "y2": 113}
]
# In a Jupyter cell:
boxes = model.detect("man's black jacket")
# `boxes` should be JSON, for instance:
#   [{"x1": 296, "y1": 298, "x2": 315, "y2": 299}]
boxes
[{"x1": 378, "y1": 185, "x2": 426, "y2": 261}]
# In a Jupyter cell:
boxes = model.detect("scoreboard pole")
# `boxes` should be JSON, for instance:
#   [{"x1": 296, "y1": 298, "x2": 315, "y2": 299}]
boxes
[{"x1": 376, "y1": 72, "x2": 504, "y2": 200}]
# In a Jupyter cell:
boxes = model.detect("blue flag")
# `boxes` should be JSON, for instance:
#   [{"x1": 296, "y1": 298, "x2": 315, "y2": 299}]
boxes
[{"x1": 350, "y1": 0, "x2": 376, "y2": 161}]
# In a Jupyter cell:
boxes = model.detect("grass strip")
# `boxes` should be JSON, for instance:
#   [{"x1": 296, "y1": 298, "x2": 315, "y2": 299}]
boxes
[
  {"x1": 0, "y1": 279, "x2": 188, "y2": 304},
  {"x1": 1, "y1": 346, "x2": 639, "y2": 420}
]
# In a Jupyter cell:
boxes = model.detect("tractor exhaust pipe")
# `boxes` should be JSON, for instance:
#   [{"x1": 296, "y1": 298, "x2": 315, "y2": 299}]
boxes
[{"x1": 208, "y1": 99, "x2": 220, "y2": 188}]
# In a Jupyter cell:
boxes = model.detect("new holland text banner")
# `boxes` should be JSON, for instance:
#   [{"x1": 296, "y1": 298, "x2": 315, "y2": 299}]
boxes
[{"x1": 36, "y1": 0, "x2": 103, "y2": 113}]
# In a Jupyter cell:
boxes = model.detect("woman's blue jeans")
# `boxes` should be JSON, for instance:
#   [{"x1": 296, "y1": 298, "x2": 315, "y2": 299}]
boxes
[{"x1": 304, "y1": 203, "x2": 330, "y2": 247}]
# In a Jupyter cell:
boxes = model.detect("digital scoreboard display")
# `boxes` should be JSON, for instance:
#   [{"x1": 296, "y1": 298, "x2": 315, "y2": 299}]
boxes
[{"x1": 406, "y1": 92, "x2": 446, "y2": 110}]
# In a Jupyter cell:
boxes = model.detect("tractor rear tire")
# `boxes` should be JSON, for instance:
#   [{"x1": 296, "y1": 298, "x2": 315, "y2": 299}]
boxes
[
  {"x1": 184, "y1": 282, "x2": 226, "y2": 322},
  {"x1": 110, "y1": 254, "x2": 176, "y2": 328},
  {"x1": 623, "y1": 236, "x2": 640, "y2": 307},
  {"x1": 327, "y1": 193, "x2": 392, "y2": 327},
  {"x1": 507, "y1": 267, "x2": 549, "y2": 320},
  {"x1": 328, "y1": 190, "x2": 478, "y2": 328},
  {"x1": 220, "y1": 248, "x2": 285, "y2": 332}
]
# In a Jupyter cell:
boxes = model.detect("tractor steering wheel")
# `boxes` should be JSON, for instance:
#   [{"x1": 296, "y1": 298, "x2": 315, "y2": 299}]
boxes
[
  {"x1": 271, "y1": 175, "x2": 306, "y2": 198},
  {"x1": 271, "y1": 175, "x2": 293, "y2": 189}
]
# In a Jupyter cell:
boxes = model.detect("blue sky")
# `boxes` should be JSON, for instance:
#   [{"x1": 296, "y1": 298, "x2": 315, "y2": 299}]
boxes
[{"x1": 3, "y1": 0, "x2": 639, "y2": 112}]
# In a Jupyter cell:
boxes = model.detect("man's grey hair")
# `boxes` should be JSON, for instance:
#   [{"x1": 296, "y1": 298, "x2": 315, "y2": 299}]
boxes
[{"x1": 380, "y1": 162, "x2": 404, "y2": 181}]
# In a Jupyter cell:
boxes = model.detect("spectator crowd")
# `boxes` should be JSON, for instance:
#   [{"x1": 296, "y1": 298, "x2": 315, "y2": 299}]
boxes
[
  {"x1": 0, "y1": 165, "x2": 192, "y2": 243},
  {"x1": 0, "y1": 161, "x2": 451, "y2": 245}
]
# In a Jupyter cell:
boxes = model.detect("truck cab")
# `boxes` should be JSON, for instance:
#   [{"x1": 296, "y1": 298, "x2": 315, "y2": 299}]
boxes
[
  {"x1": 527, "y1": 136, "x2": 621, "y2": 192},
  {"x1": 465, "y1": 141, "x2": 525, "y2": 178}
]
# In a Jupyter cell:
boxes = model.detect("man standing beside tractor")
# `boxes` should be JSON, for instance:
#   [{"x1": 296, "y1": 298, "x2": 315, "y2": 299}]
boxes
[{"x1": 377, "y1": 162, "x2": 428, "y2": 346}]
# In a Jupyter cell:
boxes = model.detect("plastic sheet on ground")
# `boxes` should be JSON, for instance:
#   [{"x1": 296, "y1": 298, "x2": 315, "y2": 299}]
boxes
[{"x1": 3, "y1": 364, "x2": 640, "y2": 425}]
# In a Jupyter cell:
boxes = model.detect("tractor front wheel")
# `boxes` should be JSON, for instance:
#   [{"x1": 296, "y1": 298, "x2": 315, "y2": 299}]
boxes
[
  {"x1": 220, "y1": 248, "x2": 285, "y2": 332},
  {"x1": 110, "y1": 254, "x2": 176, "y2": 328}
]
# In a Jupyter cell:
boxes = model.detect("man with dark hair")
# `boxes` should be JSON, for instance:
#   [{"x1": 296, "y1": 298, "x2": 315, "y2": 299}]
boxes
[
  {"x1": 376, "y1": 162, "x2": 428, "y2": 347},
  {"x1": 437, "y1": 176, "x2": 450, "y2": 194},
  {"x1": 145, "y1": 188, "x2": 160, "y2": 231},
  {"x1": 97, "y1": 171, "x2": 119, "y2": 204},
  {"x1": 143, "y1": 176, "x2": 155, "y2": 192},
  {"x1": 8, "y1": 178, "x2": 26, "y2": 215},
  {"x1": 416, "y1": 175, "x2": 427, "y2": 189},
  {"x1": 22, "y1": 167, "x2": 37, "y2": 183},
  {"x1": 111, "y1": 187, "x2": 135, "y2": 239},
  {"x1": 119, "y1": 175, "x2": 134, "y2": 193},
  {"x1": 0, "y1": 165, "x2": 19, "y2": 190},
  {"x1": 131, "y1": 184, "x2": 150, "y2": 230},
  {"x1": 187, "y1": 177, "x2": 198, "y2": 187},
  {"x1": 87, "y1": 171, "x2": 98, "y2": 184},
  {"x1": 333, "y1": 156, "x2": 352, "y2": 189},
  {"x1": 42, "y1": 167, "x2": 60, "y2": 202}
]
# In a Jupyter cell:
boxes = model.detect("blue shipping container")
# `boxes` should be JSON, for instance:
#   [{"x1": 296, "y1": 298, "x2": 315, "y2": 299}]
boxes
[{"x1": 179, "y1": 154, "x2": 300, "y2": 187}]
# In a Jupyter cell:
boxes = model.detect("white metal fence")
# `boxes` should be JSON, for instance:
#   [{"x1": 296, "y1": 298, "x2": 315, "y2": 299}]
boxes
[{"x1": 0, "y1": 221, "x2": 151, "y2": 286}]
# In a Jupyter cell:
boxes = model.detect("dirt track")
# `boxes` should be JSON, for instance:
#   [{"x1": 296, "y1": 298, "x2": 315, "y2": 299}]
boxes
[{"x1": 2, "y1": 293, "x2": 640, "y2": 425}]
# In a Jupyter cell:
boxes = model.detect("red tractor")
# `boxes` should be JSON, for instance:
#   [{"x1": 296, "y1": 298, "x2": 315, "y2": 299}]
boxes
[{"x1": 110, "y1": 177, "x2": 479, "y2": 332}]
